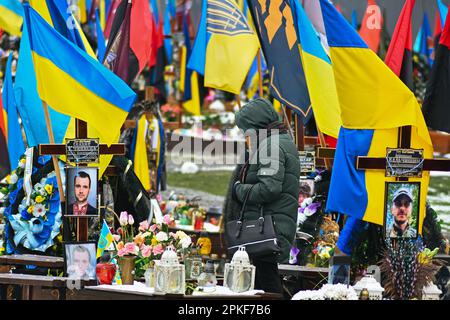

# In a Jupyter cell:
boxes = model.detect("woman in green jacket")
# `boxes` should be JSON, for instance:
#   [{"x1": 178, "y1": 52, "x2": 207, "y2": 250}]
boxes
[{"x1": 230, "y1": 98, "x2": 300, "y2": 294}]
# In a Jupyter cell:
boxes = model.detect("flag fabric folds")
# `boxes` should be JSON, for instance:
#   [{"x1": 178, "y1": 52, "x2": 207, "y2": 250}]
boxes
[
  {"x1": 384, "y1": 0, "x2": 415, "y2": 90},
  {"x1": 95, "y1": 8, "x2": 106, "y2": 62},
  {"x1": 163, "y1": 0, "x2": 175, "y2": 64},
  {"x1": 422, "y1": 10, "x2": 450, "y2": 134},
  {"x1": 132, "y1": 115, "x2": 151, "y2": 191},
  {"x1": 104, "y1": 0, "x2": 153, "y2": 84},
  {"x1": 188, "y1": 0, "x2": 259, "y2": 95},
  {"x1": 291, "y1": 0, "x2": 341, "y2": 139},
  {"x1": 23, "y1": 4, "x2": 136, "y2": 146},
  {"x1": 2, "y1": 53, "x2": 25, "y2": 169},
  {"x1": 180, "y1": 12, "x2": 200, "y2": 116},
  {"x1": 246, "y1": 0, "x2": 311, "y2": 121},
  {"x1": 0, "y1": 95, "x2": 9, "y2": 178},
  {"x1": 319, "y1": 0, "x2": 432, "y2": 232},
  {"x1": 97, "y1": 220, "x2": 114, "y2": 258},
  {"x1": 0, "y1": 0, "x2": 23, "y2": 36},
  {"x1": 359, "y1": 0, "x2": 383, "y2": 54}
]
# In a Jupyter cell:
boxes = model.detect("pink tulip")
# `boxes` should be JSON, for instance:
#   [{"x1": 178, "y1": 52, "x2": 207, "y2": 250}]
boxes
[
  {"x1": 152, "y1": 244, "x2": 164, "y2": 255},
  {"x1": 119, "y1": 211, "x2": 128, "y2": 226},
  {"x1": 149, "y1": 224, "x2": 157, "y2": 232},
  {"x1": 113, "y1": 234, "x2": 121, "y2": 242},
  {"x1": 163, "y1": 214, "x2": 172, "y2": 225},
  {"x1": 141, "y1": 245, "x2": 152, "y2": 258},
  {"x1": 139, "y1": 220, "x2": 150, "y2": 231},
  {"x1": 169, "y1": 232, "x2": 177, "y2": 239},
  {"x1": 128, "y1": 215, "x2": 135, "y2": 226}
]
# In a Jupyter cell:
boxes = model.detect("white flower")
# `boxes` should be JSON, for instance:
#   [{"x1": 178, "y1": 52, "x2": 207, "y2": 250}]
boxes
[
  {"x1": 33, "y1": 204, "x2": 46, "y2": 217},
  {"x1": 300, "y1": 197, "x2": 312, "y2": 208},
  {"x1": 176, "y1": 230, "x2": 188, "y2": 239},
  {"x1": 292, "y1": 290, "x2": 324, "y2": 300},
  {"x1": 155, "y1": 231, "x2": 168, "y2": 242},
  {"x1": 9, "y1": 173, "x2": 18, "y2": 185},
  {"x1": 314, "y1": 174, "x2": 322, "y2": 182},
  {"x1": 18, "y1": 160, "x2": 25, "y2": 169},
  {"x1": 180, "y1": 235, "x2": 192, "y2": 249},
  {"x1": 34, "y1": 183, "x2": 44, "y2": 192},
  {"x1": 0, "y1": 207, "x2": 5, "y2": 215}
]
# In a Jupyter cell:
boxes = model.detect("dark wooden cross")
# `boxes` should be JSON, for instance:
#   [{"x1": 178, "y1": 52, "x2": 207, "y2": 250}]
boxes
[{"x1": 39, "y1": 119, "x2": 125, "y2": 242}]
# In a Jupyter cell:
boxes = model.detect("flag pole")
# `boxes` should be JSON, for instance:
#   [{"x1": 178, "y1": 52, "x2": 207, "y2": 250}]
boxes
[
  {"x1": 281, "y1": 104, "x2": 295, "y2": 141},
  {"x1": 41, "y1": 101, "x2": 66, "y2": 202},
  {"x1": 316, "y1": 126, "x2": 330, "y2": 170},
  {"x1": 257, "y1": 50, "x2": 263, "y2": 97},
  {"x1": 236, "y1": 94, "x2": 242, "y2": 108}
]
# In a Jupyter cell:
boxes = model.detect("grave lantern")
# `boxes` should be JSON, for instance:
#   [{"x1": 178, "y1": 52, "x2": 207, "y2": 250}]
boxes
[
  {"x1": 154, "y1": 247, "x2": 185, "y2": 295},
  {"x1": 224, "y1": 247, "x2": 256, "y2": 293}
]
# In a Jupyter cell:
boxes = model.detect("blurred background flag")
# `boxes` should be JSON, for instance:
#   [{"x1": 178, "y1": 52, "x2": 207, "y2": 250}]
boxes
[
  {"x1": 423, "y1": 9, "x2": 450, "y2": 134},
  {"x1": 359, "y1": 0, "x2": 383, "y2": 54},
  {"x1": 97, "y1": 220, "x2": 114, "y2": 258},
  {"x1": 2, "y1": 53, "x2": 25, "y2": 168},
  {"x1": 95, "y1": 8, "x2": 106, "y2": 62},
  {"x1": 413, "y1": 12, "x2": 433, "y2": 66},
  {"x1": 188, "y1": 0, "x2": 259, "y2": 94},
  {"x1": 319, "y1": 0, "x2": 432, "y2": 233},
  {"x1": 0, "y1": 0, "x2": 23, "y2": 36}
]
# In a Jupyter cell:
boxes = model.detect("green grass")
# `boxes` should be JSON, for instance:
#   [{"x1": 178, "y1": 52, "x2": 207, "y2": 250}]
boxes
[{"x1": 167, "y1": 171, "x2": 232, "y2": 196}]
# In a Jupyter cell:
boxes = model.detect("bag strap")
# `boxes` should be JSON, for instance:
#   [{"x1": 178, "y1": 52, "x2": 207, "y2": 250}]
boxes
[{"x1": 237, "y1": 184, "x2": 256, "y2": 222}]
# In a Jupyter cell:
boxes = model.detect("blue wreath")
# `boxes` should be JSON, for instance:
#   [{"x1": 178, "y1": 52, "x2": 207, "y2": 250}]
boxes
[{"x1": 4, "y1": 173, "x2": 63, "y2": 253}]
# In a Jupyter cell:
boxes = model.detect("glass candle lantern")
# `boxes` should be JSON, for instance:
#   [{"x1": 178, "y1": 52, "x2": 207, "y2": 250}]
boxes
[
  {"x1": 353, "y1": 275, "x2": 385, "y2": 300},
  {"x1": 154, "y1": 247, "x2": 185, "y2": 295},
  {"x1": 223, "y1": 247, "x2": 256, "y2": 293}
]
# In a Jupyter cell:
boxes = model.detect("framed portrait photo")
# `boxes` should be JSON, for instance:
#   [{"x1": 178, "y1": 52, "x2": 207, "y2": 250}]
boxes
[
  {"x1": 65, "y1": 167, "x2": 99, "y2": 218},
  {"x1": 384, "y1": 182, "x2": 420, "y2": 240},
  {"x1": 64, "y1": 241, "x2": 97, "y2": 280},
  {"x1": 299, "y1": 178, "x2": 315, "y2": 206}
]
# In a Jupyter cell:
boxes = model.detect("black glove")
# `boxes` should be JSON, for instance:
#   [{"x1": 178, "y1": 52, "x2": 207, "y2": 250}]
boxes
[{"x1": 231, "y1": 181, "x2": 241, "y2": 202}]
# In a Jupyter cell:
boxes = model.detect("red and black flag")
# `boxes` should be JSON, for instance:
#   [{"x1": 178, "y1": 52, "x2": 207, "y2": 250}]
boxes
[
  {"x1": 0, "y1": 95, "x2": 10, "y2": 178},
  {"x1": 103, "y1": 0, "x2": 153, "y2": 85},
  {"x1": 384, "y1": 0, "x2": 414, "y2": 90},
  {"x1": 148, "y1": 18, "x2": 167, "y2": 101},
  {"x1": 422, "y1": 11, "x2": 450, "y2": 133}
]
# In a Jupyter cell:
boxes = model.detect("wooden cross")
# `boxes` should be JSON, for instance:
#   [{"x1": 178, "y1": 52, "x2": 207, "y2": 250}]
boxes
[{"x1": 38, "y1": 103, "x2": 125, "y2": 242}]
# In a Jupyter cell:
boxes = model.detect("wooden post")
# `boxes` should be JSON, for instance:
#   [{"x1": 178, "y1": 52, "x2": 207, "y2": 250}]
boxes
[
  {"x1": 294, "y1": 114, "x2": 305, "y2": 151},
  {"x1": 316, "y1": 128, "x2": 330, "y2": 170},
  {"x1": 236, "y1": 95, "x2": 242, "y2": 108},
  {"x1": 41, "y1": 101, "x2": 65, "y2": 202},
  {"x1": 281, "y1": 105, "x2": 295, "y2": 141},
  {"x1": 257, "y1": 50, "x2": 263, "y2": 97}
]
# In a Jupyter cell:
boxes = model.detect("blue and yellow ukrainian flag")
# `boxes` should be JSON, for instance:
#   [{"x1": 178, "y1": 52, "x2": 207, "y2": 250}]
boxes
[
  {"x1": 414, "y1": 13, "x2": 433, "y2": 66},
  {"x1": 23, "y1": 4, "x2": 136, "y2": 146},
  {"x1": 188, "y1": 0, "x2": 259, "y2": 94},
  {"x1": 132, "y1": 115, "x2": 151, "y2": 191},
  {"x1": 2, "y1": 53, "x2": 25, "y2": 168},
  {"x1": 163, "y1": 0, "x2": 175, "y2": 64},
  {"x1": 0, "y1": 0, "x2": 23, "y2": 36},
  {"x1": 320, "y1": 0, "x2": 432, "y2": 233},
  {"x1": 180, "y1": 13, "x2": 201, "y2": 116},
  {"x1": 291, "y1": 0, "x2": 341, "y2": 139},
  {"x1": 97, "y1": 220, "x2": 114, "y2": 258}
]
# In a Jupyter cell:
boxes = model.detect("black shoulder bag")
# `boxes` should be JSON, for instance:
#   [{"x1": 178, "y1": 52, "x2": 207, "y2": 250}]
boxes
[{"x1": 225, "y1": 185, "x2": 281, "y2": 258}]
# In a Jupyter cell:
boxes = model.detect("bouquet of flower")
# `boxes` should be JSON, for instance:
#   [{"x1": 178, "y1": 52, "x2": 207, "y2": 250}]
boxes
[
  {"x1": 292, "y1": 283, "x2": 358, "y2": 300},
  {"x1": 308, "y1": 240, "x2": 335, "y2": 267},
  {"x1": 161, "y1": 103, "x2": 182, "y2": 122},
  {"x1": 110, "y1": 211, "x2": 193, "y2": 278},
  {"x1": 19, "y1": 182, "x2": 55, "y2": 221}
]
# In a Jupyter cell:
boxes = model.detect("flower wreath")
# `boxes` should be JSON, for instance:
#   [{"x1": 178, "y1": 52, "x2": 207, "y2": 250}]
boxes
[{"x1": 1, "y1": 156, "x2": 63, "y2": 253}]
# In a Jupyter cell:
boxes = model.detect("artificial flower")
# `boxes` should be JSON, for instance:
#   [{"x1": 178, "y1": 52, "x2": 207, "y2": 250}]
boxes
[
  {"x1": 33, "y1": 204, "x2": 46, "y2": 217},
  {"x1": 152, "y1": 244, "x2": 164, "y2": 255},
  {"x1": 9, "y1": 173, "x2": 18, "y2": 185},
  {"x1": 118, "y1": 248, "x2": 128, "y2": 256},
  {"x1": 113, "y1": 234, "x2": 121, "y2": 242},
  {"x1": 176, "y1": 230, "x2": 188, "y2": 239},
  {"x1": 128, "y1": 214, "x2": 134, "y2": 226},
  {"x1": 180, "y1": 235, "x2": 192, "y2": 249},
  {"x1": 155, "y1": 232, "x2": 168, "y2": 242},
  {"x1": 139, "y1": 220, "x2": 150, "y2": 232},
  {"x1": 18, "y1": 158, "x2": 26, "y2": 169},
  {"x1": 44, "y1": 184, "x2": 53, "y2": 194},
  {"x1": 134, "y1": 234, "x2": 145, "y2": 247},
  {"x1": 151, "y1": 238, "x2": 159, "y2": 246},
  {"x1": 141, "y1": 245, "x2": 152, "y2": 258},
  {"x1": 149, "y1": 224, "x2": 157, "y2": 232},
  {"x1": 163, "y1": 214, "x2": 172, "y2": 225},
  {"x1": 117, "y1": 241, "x2": 124, "y2": 250},
  {"x1": 124, "y1": 242, "x2": 139, "y2": 255},
  {"x1": 27, "y1": 206, "x2": 34, "y2": 214},
  {"x1": 35, "y1": 195, "x2": 45, "y2": 204},
  {"x1": 119, "y1": 211, "x2": 128, "y2": 226}
]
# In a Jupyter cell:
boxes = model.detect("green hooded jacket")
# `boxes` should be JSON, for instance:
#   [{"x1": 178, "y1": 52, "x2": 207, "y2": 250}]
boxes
[{"x1": 234, "y1": 98, "x2": 300, "y2": 263}]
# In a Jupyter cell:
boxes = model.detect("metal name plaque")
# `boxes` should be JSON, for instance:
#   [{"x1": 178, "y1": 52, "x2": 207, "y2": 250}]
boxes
[
  {"x1": 66, "y1": 139, "x2": 100, "y2": 164},
  {"x1": 299, "y1": 151, "x2": 315, "y2": 174},
  {"x1": 386, "y1": 148, "x2": 424, "y2": 178}
]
